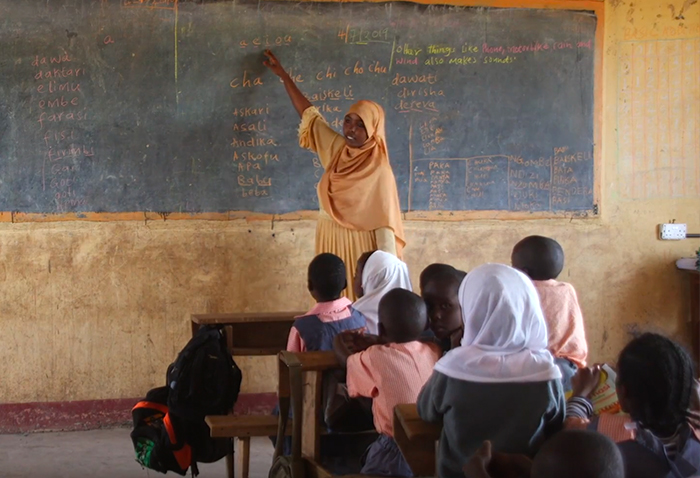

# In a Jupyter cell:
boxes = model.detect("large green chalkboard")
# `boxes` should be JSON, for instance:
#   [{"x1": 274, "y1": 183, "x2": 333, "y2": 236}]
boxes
[{"x1": 0, "y1": 0, "x2": 598, "y2": 215}]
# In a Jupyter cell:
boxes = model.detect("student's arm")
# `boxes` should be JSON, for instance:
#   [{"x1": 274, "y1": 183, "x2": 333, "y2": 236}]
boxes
[
  {"x1": 564, "y1": 366, "x2": 600, "y2": 429},
  {"x1": 263, "y1": 50, "x2": 311, "y2": 117},
  {"x1": 346, "y1": 348, "x2": 379, "y2": 399},
  {"x1": 417, "y1": 371, "x2": 447, "y2": 424}
]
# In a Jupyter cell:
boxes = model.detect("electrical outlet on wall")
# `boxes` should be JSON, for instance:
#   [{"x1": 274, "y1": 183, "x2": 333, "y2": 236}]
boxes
[{"x1": 659, "y1": 224, "x2": 687, "y2": 240}]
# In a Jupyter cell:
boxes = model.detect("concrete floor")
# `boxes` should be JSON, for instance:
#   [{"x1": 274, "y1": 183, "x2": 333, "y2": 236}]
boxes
[{"x1": 0, "y1": 428, "x2": 274, "y2": 478}]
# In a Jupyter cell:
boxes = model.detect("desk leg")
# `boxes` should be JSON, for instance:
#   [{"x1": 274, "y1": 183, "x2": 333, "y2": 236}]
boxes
[
  {"x1": 301, "y1": 370, "x2": 323, "y2": 462},
  {"x1": 225, "y1": 438, "x2": 235, "y2": 478},
  {"x1": 237, "y1": 437, "x2": 250, "y2": 478}
]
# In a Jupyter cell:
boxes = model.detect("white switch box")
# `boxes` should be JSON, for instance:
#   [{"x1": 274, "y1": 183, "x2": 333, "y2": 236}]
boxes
[{"x1": 659, "y1": 223, "x2": 687, "y2": 240}]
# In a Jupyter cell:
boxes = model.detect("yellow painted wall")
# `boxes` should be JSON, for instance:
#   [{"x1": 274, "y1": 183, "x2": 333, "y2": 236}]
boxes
[{"x1": 1, "y1": 0, "x2": 699, "y2": 403}]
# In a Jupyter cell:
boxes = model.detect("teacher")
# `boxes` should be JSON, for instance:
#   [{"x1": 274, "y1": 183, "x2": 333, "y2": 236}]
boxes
[{"x1": 264, "y1": 50, "x2": 405, "y2": 300}]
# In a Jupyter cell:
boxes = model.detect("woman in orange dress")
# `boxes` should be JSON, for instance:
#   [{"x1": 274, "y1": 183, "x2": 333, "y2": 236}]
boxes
[{"x1": 264, "y1": 50, "x2": 405, "y2": 300}]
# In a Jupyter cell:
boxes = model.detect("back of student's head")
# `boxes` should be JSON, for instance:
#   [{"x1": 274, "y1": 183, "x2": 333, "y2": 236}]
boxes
[
  {"x1": 511, "y1": 235, "x2": 564, "y2": 281},
  {"x1": 308, "y1": 253, "x2": 346, "y2": 302},
  {"x1": 378, "y1": 288, "x2": 427, "y2": 343},
  {"x1": 420, "y1": 263, "x2": 458, "y2": 291},
  {"x1": 617, "y1": 332, "x2": 695, "y2": 436},
  {"x1": 532, "y1": 430, "x2": 624, "y2": 478}
]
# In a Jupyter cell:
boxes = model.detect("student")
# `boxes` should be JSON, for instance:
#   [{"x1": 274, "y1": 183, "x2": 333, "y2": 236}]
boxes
[
  {"x1": 287, "y1": 253, "x2": 366, "y2": 353},
  {"x1": 418, "y1": 264, "x2": 565, "y2": 478},
  {"x1": 567, "y1": 333, "x2": 700, "y2": 478},
  {"x1": 352, "y1": 250, "x2": 412, "y2": 335},
  {"x1": 511, "y1": 235, "x2": 588, "y2": 391},
  {"x1": 421, "y1": 266, "x2": 467, "y2": 352},
  {"x1": 463, "y1": 430, "x2": 624, "y2": 478},
  {"x1": 334, "y1": 288, "x2": 441, "y2": 477},
  {"x1": 419, "y1": 263, "x2": 459, "y2": 292}
]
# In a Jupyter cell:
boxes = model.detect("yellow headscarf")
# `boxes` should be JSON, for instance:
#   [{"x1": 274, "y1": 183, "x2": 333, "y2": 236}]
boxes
[{"x1": 317, "y1": 100, "x2": 405, "y2": 254}]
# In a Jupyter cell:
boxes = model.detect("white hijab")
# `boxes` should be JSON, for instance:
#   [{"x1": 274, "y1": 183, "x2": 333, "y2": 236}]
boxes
[
  {"x1": 434, "y1": 263, "x2": 561, "y2": 383},
  {"x1": 353, "y1": 250, "x2": 412, "y2": 334}
]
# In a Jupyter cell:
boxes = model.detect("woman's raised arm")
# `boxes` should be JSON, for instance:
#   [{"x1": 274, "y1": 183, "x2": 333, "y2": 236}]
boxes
[{"x1": 263, "y1": 50, "x2": 312, "y2": 118}]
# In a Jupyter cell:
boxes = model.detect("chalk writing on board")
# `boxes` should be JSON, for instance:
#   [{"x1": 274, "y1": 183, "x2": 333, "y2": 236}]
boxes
[
  {"x1": 0, "y1": 1, "x2": 597, "y2": 215},
  {"x1": 32, "y1": 51, "x2": 93, "y2": 212}
]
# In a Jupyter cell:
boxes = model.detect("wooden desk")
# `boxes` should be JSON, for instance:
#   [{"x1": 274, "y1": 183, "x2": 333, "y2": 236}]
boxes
[
  {"x1": 681, "y1": 269, "x2": 700, "y2": 367},
  {"x1": 190, "y1": 311, "x2": 303, "y2": 355},
  {"x1": 393, "y1": 403, "x2": 441, "y2": 477}
]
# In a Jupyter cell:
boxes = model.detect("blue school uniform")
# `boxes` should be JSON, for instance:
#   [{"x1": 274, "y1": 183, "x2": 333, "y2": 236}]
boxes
[{"x1": 293, "y1": 306, "x2": 366, "y2": 351}]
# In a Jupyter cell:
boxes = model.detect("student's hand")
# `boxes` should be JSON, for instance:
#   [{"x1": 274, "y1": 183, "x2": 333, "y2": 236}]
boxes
[
  {"x1": 351, "y1": 333, "x2": 381, "y2": 352},
  {"x1": 263, "y1": 50, "x2": 287, "y2": 77},
  {"x1": 571, "y1": 365, "x2": 602, "y2": 399}
]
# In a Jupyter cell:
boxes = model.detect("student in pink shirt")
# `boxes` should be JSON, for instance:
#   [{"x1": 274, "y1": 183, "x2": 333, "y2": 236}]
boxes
[
  {"x1": 287, "y1": 253, "x2": 366, "y2": 353},
  {"x1": 512, "y1": 236, "x2": 588, "y2": 391},
  {"x1": 334, "y1": 288, "x2": 441, "y2": 477}
]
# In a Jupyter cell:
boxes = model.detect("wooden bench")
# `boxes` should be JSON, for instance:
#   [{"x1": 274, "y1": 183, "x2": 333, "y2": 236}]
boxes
[
  {"x1": 191, "y1": 311, "x2": 303, "y2": 478},
  {"x1": 393, "y1": 403, "x2": 441, "y2": 477},
  {"x1": 205, "y1": 415, "x2": 293, "y2": 478}
]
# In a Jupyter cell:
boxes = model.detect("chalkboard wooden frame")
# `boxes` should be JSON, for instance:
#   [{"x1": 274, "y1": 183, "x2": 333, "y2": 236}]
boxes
[{"x1": 1, "y1": 0, "x2": 605, "y2": 223}]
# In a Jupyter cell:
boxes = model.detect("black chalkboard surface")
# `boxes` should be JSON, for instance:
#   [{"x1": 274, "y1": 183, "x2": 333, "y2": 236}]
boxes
[{"x1": 0, "y1": 0, "x2": 597, "y2": 216}]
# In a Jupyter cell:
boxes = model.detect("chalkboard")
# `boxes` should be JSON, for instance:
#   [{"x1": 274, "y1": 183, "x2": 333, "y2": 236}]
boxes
[{"x1": 0, "y1": 0, "x2": 599, "y2": 216}]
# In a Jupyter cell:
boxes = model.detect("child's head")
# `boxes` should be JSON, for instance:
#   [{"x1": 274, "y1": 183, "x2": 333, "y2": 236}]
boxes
[
  {"x1": 511, "y1": 235, "x2": 564, "y2": 281},
  {"x1": 378, "y1": 288, "x2": 427, "y2": 343},
  {"x1": 422, "y1": 268, "x2": 466, "y2": 340},
  {"x1": 308, "y1": 253, "x2": 347, "y2": 302},
  {"x1": 419, "y1": 263, "x2": 457, "y2": 292},
  {"x1": 616, "y1": 333, "x2": 695, "y2": 436},
  {"x1": 353, "y1": 250, "x2": 377, "y2": 299},
  {"x1": 531, "y1": 430, "x2": 623, "y2": 478}
]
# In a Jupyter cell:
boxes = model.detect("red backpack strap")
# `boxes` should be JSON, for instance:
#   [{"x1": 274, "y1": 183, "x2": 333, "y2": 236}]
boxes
[
  {"x1": 163, "y1": 413, "x2": 192, "y2": 471},
  {"x1": 132, "y1": 401, "x2": 169, "y2": 415}
]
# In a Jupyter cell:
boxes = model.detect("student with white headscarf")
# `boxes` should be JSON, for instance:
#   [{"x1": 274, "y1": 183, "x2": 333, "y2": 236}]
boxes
[
  {"x1": 417, "y1": 263, "x2": 565, "y2": 478},
  {"x1": 352, "y1": 250, "x2": 412, "y2": 335}
]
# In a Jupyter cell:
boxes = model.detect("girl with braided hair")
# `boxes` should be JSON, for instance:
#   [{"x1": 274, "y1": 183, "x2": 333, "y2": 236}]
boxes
[{"x1": 567, "y1": 333, "x2": 700, "y2": 478}]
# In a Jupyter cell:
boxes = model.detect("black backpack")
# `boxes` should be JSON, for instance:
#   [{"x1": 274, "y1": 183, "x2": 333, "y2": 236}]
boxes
[
  {"x1": 167, "y1": 326, "x2": 242, "y2": 420},
  {"x1": 132, "y1": 326, "x2": 242, "y2": 475}
]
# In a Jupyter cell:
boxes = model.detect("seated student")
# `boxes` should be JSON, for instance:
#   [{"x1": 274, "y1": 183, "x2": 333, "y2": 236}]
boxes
[
  {"x1": 511, "y1": 235, "x2": 588, "y2": 391},
  {"x1": 275, "y1": 253, "x2": 369, "y2": 467},
  {"x1": 421, "y1": 265, "x2": 467, "y2": 352},
  {"x1": 463, "y1": 430, "x2": 624, "y2": 478},
  {"x1": 418, "y1": 264, "x2": 565, "y2": 478},
  {"x1": 419, "y1": 263, "x2": 458, "y2": 292},
  {"x1": 567, "y1": 333, "x2": 700, "y2": 478},
  {"x1": 287, "y1": 253, "x2": 366, "y2": 353},
  {"x1": 334, "y1": 288, "x2": 441, "y2": 477},
  {"x1": 353, "y1": 250, "x2": 412, "y2": 335}
]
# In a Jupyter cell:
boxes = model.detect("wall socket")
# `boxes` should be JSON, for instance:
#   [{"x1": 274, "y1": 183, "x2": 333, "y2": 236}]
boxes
[{"x1": 659, "y1": 223, "x2": 687, "y2": 240}]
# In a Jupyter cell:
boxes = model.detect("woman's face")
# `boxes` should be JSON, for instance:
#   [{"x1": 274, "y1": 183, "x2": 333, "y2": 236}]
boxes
[{"x1": 343, "y1": 113, "x2": 368, "y2": 148}]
